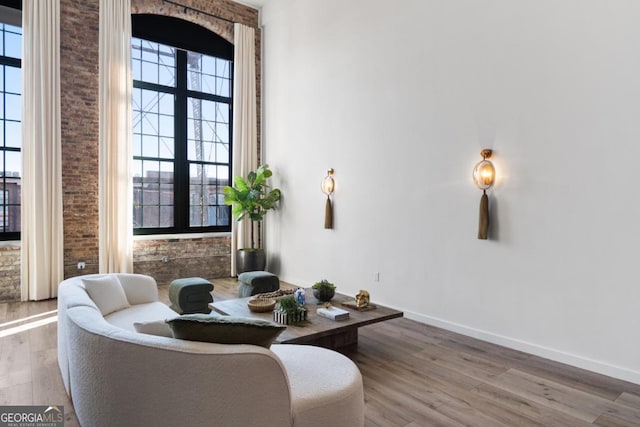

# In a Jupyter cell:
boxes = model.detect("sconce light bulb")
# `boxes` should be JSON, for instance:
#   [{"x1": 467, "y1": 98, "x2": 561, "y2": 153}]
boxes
[
  {"x1": 321, "y1": 169, "x2": 335, "y2": 196},
  {"x1": 473, "y1": 159, "x2": 495, "y2": 190}
]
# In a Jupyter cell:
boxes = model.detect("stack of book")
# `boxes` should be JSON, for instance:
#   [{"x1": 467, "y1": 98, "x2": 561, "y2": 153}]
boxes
[{"x1": 317, "y1": 306, "x2": 350, "y2": 321}]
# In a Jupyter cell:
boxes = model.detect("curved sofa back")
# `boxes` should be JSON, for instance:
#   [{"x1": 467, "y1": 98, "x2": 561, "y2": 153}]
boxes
[
  {"x1": 66, "y1": 305, "x2": 293, "y2": 427},
  {"x1": 57, "y1": 274, "x2": 293, "y2": 427},
  {"x1": 58, "y1": 274, "x2": 160, "y2": 395}
]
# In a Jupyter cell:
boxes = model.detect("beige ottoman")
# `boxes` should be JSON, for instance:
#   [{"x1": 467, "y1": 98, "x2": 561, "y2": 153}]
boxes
[{"x1": 270, "y1": 344, "x2": 364, "y2": 426}]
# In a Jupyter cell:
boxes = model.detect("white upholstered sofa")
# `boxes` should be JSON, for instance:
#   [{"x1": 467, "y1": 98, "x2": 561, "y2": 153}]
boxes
[{"x1": 57, "y1": 273, "x2": 364, "y2": 427}]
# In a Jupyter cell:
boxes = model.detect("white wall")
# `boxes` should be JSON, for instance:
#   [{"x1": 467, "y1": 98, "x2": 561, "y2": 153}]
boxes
[{"x1": 260, "y1": 0, "x2": 640, "y2": 384}]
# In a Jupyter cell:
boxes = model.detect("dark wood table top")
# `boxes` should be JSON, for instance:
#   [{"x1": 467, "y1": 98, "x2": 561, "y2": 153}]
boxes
[{"x1": 209, "y1": 289, "x2": 403, "y2": 345}]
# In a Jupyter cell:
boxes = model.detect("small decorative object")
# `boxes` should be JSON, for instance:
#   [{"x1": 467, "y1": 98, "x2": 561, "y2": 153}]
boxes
[
  {"x1": 312, "y1": 279, "x2": 336, "y2": 303},
  {"x1": 472, "y1": 149, "x2": 496, "y2": 240},
  {"x1": 247, "y1": 298, "x2": 276, "y2": 313},
  {"x1": 341, "y1": 290, "x2": 377, "y2": 311},
  {"x1": 355, "y1": 290, "x2": 370, "y2": 308},
  {"x1": 294, "y1": 288, "x2": 306, "y2": 306},
  {"x1": 317, "y1": 305, "x2": 350, "y2": 321},
  {"x1": 274, "y1": 296, "x2": 308, "y2": 324},
  {"x1": 254, "y1": 289, "x2": 295, "y2": 300},
  {"x1": 321, "y1": 168, "x2": 335, "y2": 229}
]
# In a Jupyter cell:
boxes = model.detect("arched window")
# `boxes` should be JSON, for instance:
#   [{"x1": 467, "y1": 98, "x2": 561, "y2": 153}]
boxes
[{"x1": 132, "y1": 14, "x2": 232, "y2": 234}]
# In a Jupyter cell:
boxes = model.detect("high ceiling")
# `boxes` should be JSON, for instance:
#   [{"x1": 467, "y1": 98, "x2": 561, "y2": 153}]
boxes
[{"x1": 232, "y1": 0, "x2": 266, "y2": 9}]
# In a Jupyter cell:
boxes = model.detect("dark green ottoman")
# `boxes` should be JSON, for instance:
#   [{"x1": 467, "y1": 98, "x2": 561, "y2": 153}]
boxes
[
  {"x1": 169, "y1": 277, "x2": 214, "y2": 314},
  {"x1": 238, "y1": 271, "x2": 280, "y2": 297}
]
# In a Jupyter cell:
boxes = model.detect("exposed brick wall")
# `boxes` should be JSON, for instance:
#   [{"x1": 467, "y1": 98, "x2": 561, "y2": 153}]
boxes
[
  {"x1": 133, "y1": 236, "x2": 231, "y2": 285},
  {"x1": 0, "y1": 246, "x2": 20, "y2": 301},
  {"x1": 61, "y1": 0, "x2": 101, "y2": 278},
  {"x1": 0, "y1": 0, "x2": 259, "y2": 300}
]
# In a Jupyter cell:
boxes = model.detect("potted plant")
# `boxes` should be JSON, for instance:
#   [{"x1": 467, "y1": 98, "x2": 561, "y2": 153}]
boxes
[
  {"x1": 223, "y1": 164, "x2": 281, "y2": 274},
  {"x1": 274, "y1": 296, "x2": 307, "y2": 324},
  {"x1": 312, "y1": 280, "x2": 336, "y2": 303}
]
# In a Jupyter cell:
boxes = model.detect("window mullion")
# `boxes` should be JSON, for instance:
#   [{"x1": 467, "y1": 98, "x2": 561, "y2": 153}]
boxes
[{"x1": 174, "y1": 50, "x2": 188, "y2": 231}]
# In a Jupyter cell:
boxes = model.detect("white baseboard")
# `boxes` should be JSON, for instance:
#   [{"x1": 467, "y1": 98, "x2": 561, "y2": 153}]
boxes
[{"x1": 403, "y1": 310, "x2": 640, "y2": 386}]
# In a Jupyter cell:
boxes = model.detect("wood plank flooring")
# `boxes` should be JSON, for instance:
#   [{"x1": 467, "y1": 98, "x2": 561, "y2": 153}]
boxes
[{"x1": 1, "y1": 277, "x2": 639, "y2": 426}]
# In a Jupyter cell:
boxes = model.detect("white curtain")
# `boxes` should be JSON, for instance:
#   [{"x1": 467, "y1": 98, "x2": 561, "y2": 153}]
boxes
[
  {"x1": 98, "y1": 0, "x2": 133, "y2": 273},
  {"x1": 231, "y1": 23, "x2": 258, "y2": 276},
  {"x1": 20, "y1": 0, "x2": 64, "y2": 301}
]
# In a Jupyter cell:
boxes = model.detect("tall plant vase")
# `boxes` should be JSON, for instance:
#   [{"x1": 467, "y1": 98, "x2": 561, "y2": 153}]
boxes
[{"x1": 236, "y1": 249, "x2": 266, "y2": 274}]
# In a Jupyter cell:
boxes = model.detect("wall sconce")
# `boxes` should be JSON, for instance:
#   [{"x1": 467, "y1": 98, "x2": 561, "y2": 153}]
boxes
[
  {"x1": 472, "y1": 149, "x2": 495, "y2": 240},
  {"x1": 321, "y1": 168, "x2": 335, "y2": 229}
]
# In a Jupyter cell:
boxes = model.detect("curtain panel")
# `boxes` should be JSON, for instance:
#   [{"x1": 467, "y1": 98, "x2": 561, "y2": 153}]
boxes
[
  {"x1": 20, "y1": 0, "x2": 64, "y2": 301},
  {"x1": 231, "y1": 23, "x2": 258, "y2": 276},
  {"x1": 98, "y1": 0, "x2": 133, "y2": 273}
]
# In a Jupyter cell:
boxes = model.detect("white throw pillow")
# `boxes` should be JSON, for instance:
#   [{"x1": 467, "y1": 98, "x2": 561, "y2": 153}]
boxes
[
  {"x1": 134, "y1": 320, "x2": 174, "y2": 338},
  {"x1": 83, "y1": 276, "x2": 130, "y2": 316}
]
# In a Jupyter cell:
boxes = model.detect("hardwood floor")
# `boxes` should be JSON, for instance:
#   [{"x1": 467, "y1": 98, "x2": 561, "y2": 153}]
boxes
[{"x1": 1, "y1": 278, "x2": 639, "y2": 426}]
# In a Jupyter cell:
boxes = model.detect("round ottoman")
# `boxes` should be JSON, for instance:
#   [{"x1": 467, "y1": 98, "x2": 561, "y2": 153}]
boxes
[{"x1": 270, "y1": 344, "x2": 364, "y2": 426}]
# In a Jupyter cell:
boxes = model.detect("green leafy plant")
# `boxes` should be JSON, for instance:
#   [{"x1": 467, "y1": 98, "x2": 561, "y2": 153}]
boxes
[
  {"x1": 275, "y1": 296, "x2": 308, "y2": 325},
  {"x1": 312, "y1": 280, "x2": 336, "y2": 303},
  {"x1": 276, "y1": 296, "x2": 300, "y2": 314},
  {"x1": 312, "y1": 280, "x2": 336, "y2": 291},
  {"x1": 223, "y1": 164, "x2": 281, "y2": 249}
]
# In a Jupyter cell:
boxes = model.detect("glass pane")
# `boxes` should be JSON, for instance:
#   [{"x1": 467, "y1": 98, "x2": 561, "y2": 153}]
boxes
[
  {"x1": 131, "y1": 38, "x2": 142, "y2": 59},
  {"x1": 5, "y1": 66, "x2": 20, "y2": 94},
  {"x1": 5, "y1": 30, "x2": 21, "y2": 59},
  {"x1": 0, "y1": 66, "x2": 4, "y2": 92},
  {"x1": 132, "y1": 58, "x2": 141, "y2": 81},
  {"x1": 217, "y1": 78, "x2": 230, "y2": 97},
  {"x1": 159, "y1": 137, "x2": 173, "y2": 158},
  {"x1": 216, "y1": 58, "x2": 230, "y2": 78},
  {"x1": 216, "y1": 104, "x2": 228, "y2": 123},
  {"x1": 142, "y1": 206, "x2": 159, "y2": 227},
  {"x1": 5, "y1": 150, "x2": 21, "y2": 177},
  {"x1": 158, "y1": 93, "x2": 173, "y2": 115},
  {"x1": 216, "y1": 143, "x2": 229, "y2": 164},
  {"x1": 0, "y1": 179, "x2": 20, "y2": 232},
  {"x1": 159, "y1": 115, "x2": 173, "y2": 137},
  {"x1": 141, "y1": 62, "x2": 158, "y2": 85},
  {"x1": 159, "y1": 205, "x2": 172, "y2": 227},
  {"x1": 141, "y1": 112, "x2": 157, "y2": 135},
  {"x1": 5, "y1": 121, "x2": 20, "y2": 148},
  {"x1": 141, "y1": 41, "x2": 157, "y2": 62},
  {"x1": 5, "y1": 94, "x2": 20, "y2": 121},
  {"x1": 159, "y1": 65, "x2": 175, "y2": 87},
  {"x1": 217, "y1": 165, "x2": 229, "y2": 185},
  {"x1": 132, "y1": 159, "x2": 142, "y2": 179},
  {"x1": 141, "y1": 90, "x2": 158, "y2": 114},
  {"x1": 142, "y1": 188, "x2": 159, "y2": 205},
  {"x1": 141, "y1": 135, "x2": 158, "y2": 158}
]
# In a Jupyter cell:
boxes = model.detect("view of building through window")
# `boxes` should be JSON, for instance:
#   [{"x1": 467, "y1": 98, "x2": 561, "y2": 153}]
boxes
[
  {"x1": 132, "y1": 37, "x2": 231, "y2": 233},
  {"x1": 0, "y1": 22, "x2": 21, "y2": 238}
]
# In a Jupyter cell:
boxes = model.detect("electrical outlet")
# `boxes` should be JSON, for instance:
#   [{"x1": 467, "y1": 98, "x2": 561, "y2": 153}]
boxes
[
  {"x1": 374, "y1": 272, "x2": 380, "y2": 282},
  {"x1": 162, "y1": 256, "x2": 169, "y2": 263},
  {"x1": 77, "y1": 262, "x2": 86, "y2": 270}
]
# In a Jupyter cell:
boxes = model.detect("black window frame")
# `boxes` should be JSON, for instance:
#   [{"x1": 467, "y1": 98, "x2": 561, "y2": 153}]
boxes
[
  {"x1": 0, "y1": 1, "x2": 22, "y2": 241},
  {"x1": 132, "y1": 14, "x2": 233, "y2": 235}
]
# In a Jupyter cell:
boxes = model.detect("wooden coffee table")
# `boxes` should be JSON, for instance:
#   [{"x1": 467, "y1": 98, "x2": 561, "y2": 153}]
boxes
[{"x1": 209, "y1": 289, "x2": 403, "y2": 351}]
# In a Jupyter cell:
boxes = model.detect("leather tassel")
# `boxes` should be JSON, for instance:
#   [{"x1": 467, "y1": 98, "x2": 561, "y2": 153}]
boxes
[
  {"x1": 478, "y1": 190, "x2": 489, "y2": 240},
  {"x1": 324, "y1": 197, "x2": 333, "y2": 229}
]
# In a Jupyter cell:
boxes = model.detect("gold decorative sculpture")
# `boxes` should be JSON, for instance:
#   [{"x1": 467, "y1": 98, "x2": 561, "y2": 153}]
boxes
[{"x1": 355, "y1": 290, "x2": 370, "y2": 308}]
